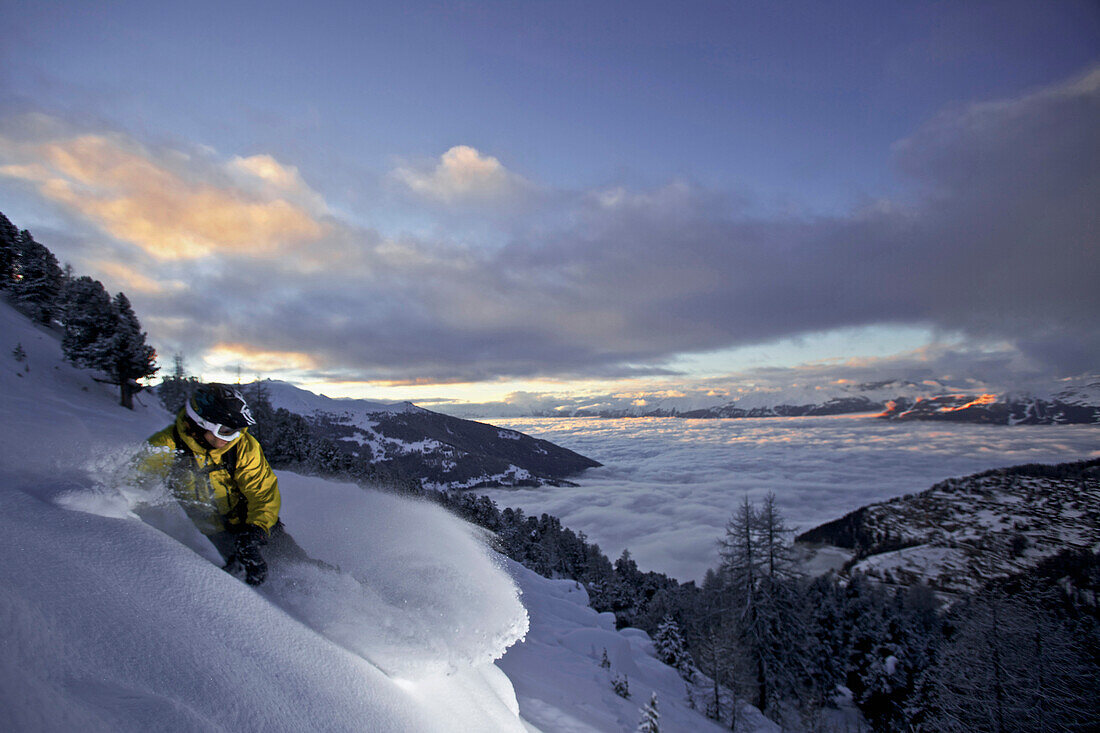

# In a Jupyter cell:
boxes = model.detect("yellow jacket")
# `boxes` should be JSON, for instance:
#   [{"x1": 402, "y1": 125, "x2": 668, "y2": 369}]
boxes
[{"x1": 144, "y1": 410, "x2": 281, "y2": 535}]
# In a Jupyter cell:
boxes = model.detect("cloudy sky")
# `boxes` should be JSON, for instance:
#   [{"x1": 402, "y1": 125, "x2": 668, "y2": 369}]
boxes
[{"x1": 1, "y1": 0, "x2": 1097, "y2": 408}]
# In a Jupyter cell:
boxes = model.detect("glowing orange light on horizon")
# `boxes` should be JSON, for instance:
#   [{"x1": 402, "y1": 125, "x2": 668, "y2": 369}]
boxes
[{"x1": 937, "y1": 393, "x2": 999, "y2": 412}]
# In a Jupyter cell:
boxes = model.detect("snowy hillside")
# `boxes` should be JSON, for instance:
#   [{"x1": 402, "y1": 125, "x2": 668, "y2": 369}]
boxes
[
  {"x1": 260, "y1": 379, "x2": 602, "y2": 489},
  {"x1": 500, "y1": 562, "x2": 780, "y2": 733},
  {"x1": 797, "y1": 460, "x2": 1100, "y2": 595},
  {"x1": 0, "y1": 302, "x2": 530, "y2": 731},
  {"x1": 263, "y1": 378, "x2": 413, "y2": 416},
  {"x1": 1, "y1": 300, "x2": 753, "y2": 732}
]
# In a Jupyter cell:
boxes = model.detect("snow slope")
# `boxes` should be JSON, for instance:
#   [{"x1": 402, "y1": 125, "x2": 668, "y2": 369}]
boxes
[
  {"x1": 798, "y1": 461, "x2": 1100, "y2": 595},
  {"x1": 1, "y1": 301, "x2": 755, "y2": 732},
  {"x1": 498, "y1": 561, "x2": 780, "y2": 733},
  {"x1": 0, "y1": 303, "x2": 528, "y2": 731}
]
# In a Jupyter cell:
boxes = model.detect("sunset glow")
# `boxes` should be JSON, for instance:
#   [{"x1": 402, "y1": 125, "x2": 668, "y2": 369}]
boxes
[{"x1": 0, "y1": 2, "x2": 1094, "y2": 406}]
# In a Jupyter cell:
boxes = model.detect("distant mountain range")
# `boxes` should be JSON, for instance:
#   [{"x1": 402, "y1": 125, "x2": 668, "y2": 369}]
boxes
[
  {"x1": 260, "y1": 380, "x2": 601, "y2": 490},
  {"x1": 875, "y1": 385, "x2": 1100, "y2": 425},
  {"x1": 523, "y1": 379, "x2": 1100, "y2": 425},
  {"x1": 796, "y1": 459, "x2": 1100, "y2": 595}
]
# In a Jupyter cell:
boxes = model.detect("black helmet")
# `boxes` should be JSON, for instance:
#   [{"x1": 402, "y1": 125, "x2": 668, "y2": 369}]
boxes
[{"x1": 186, "y1": 383, "x2": 255, "y2": 440}]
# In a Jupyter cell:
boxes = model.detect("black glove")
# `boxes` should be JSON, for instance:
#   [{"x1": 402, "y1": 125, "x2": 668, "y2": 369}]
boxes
[{"x1": 235, "y1": 524, "x2": 269, "y2": 586}]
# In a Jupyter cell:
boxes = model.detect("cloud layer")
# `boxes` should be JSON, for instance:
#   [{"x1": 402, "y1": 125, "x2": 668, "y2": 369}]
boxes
[
  {"x1": 481, "y1": 416, "x2": 1100, "y2": 582},
  {"x1": 0, "y1": 67, "x2": 1096, "y2": 385}
]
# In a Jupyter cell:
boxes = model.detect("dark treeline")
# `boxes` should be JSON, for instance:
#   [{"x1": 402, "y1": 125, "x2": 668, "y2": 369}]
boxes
[
  {"x1": 440, "y1": 493, "x2": 1099, "y2": 732},
  {"x1": 1, "y1": 210, "x2": 157, "y2": 407}
]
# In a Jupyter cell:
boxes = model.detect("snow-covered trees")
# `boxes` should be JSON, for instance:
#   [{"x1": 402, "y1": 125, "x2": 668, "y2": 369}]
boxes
[
  {"x1": 107, "y1": 293, "x2": 157, "y2": 409},
  {"x1": 11, "y1": 229, "x2": 63, "y2": 324},
  {"x1": 653, "y1": 617, "x2": 695, "y2": 680},
  {"x1": 61, "y1": 276, "x2": 115, "y2": 366},
  {"x1": 0, "y1": 211, "x2": 18, "y2": 287},
  {"x1": 636, "y1": 692, "x2": 660, "y2": 732},
  {"x1": 60, "y1": 278, "x2": 157, "y2": 408},
  {"x1": 1, "y1": 211, "x2": 158, "y2": 408}
]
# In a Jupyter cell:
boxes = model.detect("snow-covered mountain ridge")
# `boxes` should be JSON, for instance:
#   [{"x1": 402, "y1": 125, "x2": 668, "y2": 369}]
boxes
[
  {"x1": 797, "y1": 459, "x2": 1100, "y2": 595},
  {"x1": 875, "y1": 386, "x2": 1100, "y2": 425},
  {"x1": 523, "y1": 379, "x2": 1100, "y2": 424},
  {"x1": 516, "y1": 380, "x2": 937, "y2": 418},
  {"x1": 260, "y1": 379, "x2": 602, "y2": 489}
]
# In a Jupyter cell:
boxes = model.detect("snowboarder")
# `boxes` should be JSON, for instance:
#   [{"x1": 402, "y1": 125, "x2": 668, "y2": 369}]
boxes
[{"x1": 141, "y1": 383, "x2": 282, "y2": 585}]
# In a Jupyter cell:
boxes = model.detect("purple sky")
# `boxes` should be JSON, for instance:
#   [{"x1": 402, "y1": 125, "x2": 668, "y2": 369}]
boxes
[{"x1": 1, "y1": 0, "x2": 1097, "y2": 405}]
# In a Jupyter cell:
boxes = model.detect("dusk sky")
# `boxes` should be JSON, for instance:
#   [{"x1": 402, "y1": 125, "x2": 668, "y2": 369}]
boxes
[{"x1": 1, "y1": 0, "x2": 1097, "y2": 409}]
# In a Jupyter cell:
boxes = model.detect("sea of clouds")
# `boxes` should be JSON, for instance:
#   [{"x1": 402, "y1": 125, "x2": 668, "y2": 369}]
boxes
[{"x1": 480, "y1": 416, "x2": 1100, "y2": 582}]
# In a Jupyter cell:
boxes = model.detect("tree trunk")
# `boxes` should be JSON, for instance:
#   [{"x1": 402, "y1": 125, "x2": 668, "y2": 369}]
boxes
[
  {"x1": 118, "y1": 365, "x2": 134, "y2": 409},
  {"x1": 991, "y1": 601, "x2": 1005, "y2": 733}
]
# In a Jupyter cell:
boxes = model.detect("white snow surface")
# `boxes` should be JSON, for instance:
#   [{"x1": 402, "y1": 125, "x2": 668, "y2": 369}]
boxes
[
  {"x1": 499, "y1": 561, "x2": 780, "y2": 733},
  {"x1": 263, "y1": 378, "x2": 417, "y2": 417},
  {"x1": 1, "y1": 302, "x2": 758, "y2": 732}
]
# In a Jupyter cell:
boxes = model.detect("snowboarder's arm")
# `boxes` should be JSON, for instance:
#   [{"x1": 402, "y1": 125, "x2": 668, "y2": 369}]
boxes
[
  {"x1": 233, "y1": 433, "x2": 281, "y2": 533},
  {"x1": 133, "y1": 425, "x2": 179, "y2": 484}
]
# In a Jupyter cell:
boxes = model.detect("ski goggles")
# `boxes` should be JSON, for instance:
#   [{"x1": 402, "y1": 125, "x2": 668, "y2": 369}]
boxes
[{"x1": 185, "y1": 400, "x2": 242, "y2": 442}]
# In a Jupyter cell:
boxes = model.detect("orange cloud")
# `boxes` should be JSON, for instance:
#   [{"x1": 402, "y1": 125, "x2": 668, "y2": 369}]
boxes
[
  {"x1": 0, "y1": 121, "x2": 326, "y2": 260},
  {"x1": 228, "y1": 154, "x2": 328, "y2": 213},
  {"x1": 205, "y1": 342, "x2": 320, "y2": 373},
  {"x1": 94, "y1": 261, "x2": 187, "y2": 295}
]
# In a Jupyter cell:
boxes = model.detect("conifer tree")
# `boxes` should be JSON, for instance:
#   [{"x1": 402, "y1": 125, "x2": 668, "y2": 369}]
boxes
[
  {"x1": 636, "y1": 692, "x2": 660, "y2": 733},
  {"x1": 717, "y1": 495, "x2": 814, "y2": 721},
  {"x1": 718, "y1": 496, "x2": 760, "y2": 603},
  {"x1": 107, "y1": 293, "x2": 158, "y2": 408},
  {"x1": 803, "y1": 575, "x2": 849, "y2": 712},
  {"x1": 61, "y1": 276, "x2": 115, "y2": 368},
  {"x1": 11, "y1": 230, "x2": 63, "y2": 324},
  {"x1": 60, "y1": 281, "x2": 156, "y2": 407},
  {"x1": 0, "y1": 211, "x2": 18, "y2": 287},
  {"x1": 926, "y1": 588, "x2": 1100, "y2": 732},
  {"x1": 757, "y1": 492, "x2": 797, "y2": 581},
  {"x1": 242, "y1": 378, "x2": 275, "y2": 442},
  {"x1": 654, "y1": 616, "x2": 695, "y2": 681},
  {"x1": 692, "y1": 619, "x2": 741, "y2": 723}
]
